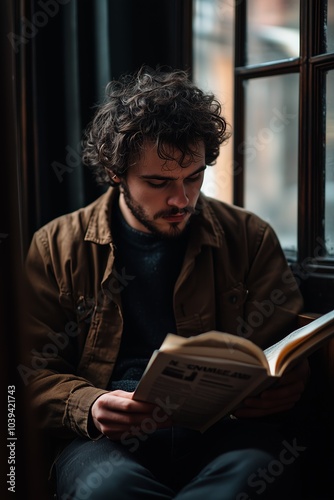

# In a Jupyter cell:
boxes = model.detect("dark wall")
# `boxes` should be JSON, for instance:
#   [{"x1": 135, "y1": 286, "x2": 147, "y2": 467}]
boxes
[{"x1": 107, "y1": 0, "x2": 193, "y2": 77}]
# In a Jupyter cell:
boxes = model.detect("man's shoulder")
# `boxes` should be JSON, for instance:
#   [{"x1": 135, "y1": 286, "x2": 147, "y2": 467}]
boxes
[
  {"x1": 35, "y1": 188, "x2": 112, "y2": 236},
  {"x1": 200, "y1": 193, "x2": 269, "y2": 234}
]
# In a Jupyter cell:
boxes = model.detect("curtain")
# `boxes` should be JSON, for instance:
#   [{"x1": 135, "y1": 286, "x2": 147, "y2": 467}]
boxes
[{"x1": 1, "y1": 1, "x2": 192, "y2": 498}]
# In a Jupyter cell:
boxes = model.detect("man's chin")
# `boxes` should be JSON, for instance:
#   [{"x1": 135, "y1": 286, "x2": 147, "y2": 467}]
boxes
[
  {"x1": 120, "y1": 188, "x2": 191, "y2": 238},
  {"x1": 153, "y1": 220, "x2": 189, "y2": 238}
]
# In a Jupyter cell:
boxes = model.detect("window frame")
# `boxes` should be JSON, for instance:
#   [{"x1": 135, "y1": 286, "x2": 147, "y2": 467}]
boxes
[{"x1": 233, "y1": 0, "x2": 334, "y2": 312}]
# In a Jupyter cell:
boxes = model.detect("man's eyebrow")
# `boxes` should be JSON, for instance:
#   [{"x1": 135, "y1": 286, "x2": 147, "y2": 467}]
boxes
[{"x1": 139, "y1": 165, "x2": 207, "y2": 181}]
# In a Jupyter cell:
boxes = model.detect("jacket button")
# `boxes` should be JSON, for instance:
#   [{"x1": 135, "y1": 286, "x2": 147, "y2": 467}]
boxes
[{"x1": 229, "y1": 295, "x2": 238, "y2": 304}]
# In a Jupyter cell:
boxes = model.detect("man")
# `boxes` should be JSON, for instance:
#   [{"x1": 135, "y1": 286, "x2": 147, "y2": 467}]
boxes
[{"x1": 24, "y1": 67, "x2": 309, "y2": 499}]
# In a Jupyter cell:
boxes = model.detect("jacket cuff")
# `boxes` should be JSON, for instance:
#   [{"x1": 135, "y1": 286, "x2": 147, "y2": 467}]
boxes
[{"x1": 64, "y1": 386, "x2": 108, "y2": 439}]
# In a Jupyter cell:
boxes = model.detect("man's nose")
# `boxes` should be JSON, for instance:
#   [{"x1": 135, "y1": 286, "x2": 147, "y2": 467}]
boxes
[{"x1": 166, "y1": 183, "x2": 189, "y2": 209}]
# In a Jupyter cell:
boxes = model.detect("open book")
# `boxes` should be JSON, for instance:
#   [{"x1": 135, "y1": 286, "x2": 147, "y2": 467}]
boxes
[{"x1": 133, "y1": 309, "x2": 334, "y2": 432}]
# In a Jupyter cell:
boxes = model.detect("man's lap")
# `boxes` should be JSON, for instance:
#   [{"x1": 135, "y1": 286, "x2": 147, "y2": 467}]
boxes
[{"x1": 55, "y1": 418, "x2": 304, "y2": 500}]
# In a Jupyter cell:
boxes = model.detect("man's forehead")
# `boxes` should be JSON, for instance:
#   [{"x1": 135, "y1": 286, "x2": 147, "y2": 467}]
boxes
[{"x1": 136, "y1": 140, "x2": 205, "y2": 174}]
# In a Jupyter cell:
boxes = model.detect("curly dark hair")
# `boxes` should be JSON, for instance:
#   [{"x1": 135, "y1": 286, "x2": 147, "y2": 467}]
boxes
[{"x1": 82, "y1": 66, "x2": 231, "y2": 186}]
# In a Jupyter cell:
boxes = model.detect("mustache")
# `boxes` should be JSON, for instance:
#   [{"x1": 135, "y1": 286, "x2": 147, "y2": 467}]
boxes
[{"x1": 153, "y1": 206, "x2": 197, "y2": 220}]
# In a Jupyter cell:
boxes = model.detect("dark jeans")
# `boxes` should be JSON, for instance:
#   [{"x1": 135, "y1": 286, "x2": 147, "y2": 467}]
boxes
[{"x1": 55, "y1": 418, "x2": 304, "y2": 500}]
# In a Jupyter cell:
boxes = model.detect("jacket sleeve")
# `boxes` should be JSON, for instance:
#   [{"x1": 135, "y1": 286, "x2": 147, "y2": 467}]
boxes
[{"x1": 22, "y1": 230, "x2": 108, "y2": 440}]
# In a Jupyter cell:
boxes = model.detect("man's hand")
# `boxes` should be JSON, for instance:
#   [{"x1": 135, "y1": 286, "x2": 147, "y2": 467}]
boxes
[
  {"x1": 233, "y1": 358, "x2": 310, "y2": 418},
  {"x1": 91, "y1": 390, "x2": 172, "y2": 440}
]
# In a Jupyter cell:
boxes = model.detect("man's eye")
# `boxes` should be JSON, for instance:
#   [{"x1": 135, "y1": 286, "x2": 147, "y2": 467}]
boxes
[
  {"x1": 186, "y1": 173, "x2": 201, "y2": 183},
  {"x1": 146, "y1": 180, "x2": 169, "y2": 188}
]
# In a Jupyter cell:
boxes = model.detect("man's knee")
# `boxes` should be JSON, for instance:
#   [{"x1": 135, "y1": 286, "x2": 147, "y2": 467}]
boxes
[{"x1": 200, "y1": 448, "x2": 299, "y2": 499}]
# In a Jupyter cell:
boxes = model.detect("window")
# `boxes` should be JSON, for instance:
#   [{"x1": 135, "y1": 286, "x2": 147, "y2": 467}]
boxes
[{"x1": 193, "y1": 0, "x2": 334, "y2": 311}]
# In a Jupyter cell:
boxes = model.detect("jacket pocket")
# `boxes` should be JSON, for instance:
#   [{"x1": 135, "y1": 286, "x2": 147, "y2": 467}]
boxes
[{"x1": 75, "y1": 295, "x2": 96, "y2": 325}]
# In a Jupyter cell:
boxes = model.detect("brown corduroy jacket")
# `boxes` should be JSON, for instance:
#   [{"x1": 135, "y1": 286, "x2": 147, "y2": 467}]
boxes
[{"x1": 22, "y1": 188, "x2": 303, "y2": 453}]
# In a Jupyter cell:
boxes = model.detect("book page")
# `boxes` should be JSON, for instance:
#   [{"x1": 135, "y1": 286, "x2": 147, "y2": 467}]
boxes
[
  {"x1": 163, "y1": 346, "x2": 266, "y2": 366},
  {"x1": 160, "y1": 331, "x2": 269, "y2": 368},
  {"x1": 264, "y1": 309, "x2": 334, "y2": 375},
  {"x1": 133, "y1": 351, "x2": 268, "y2": 432}
]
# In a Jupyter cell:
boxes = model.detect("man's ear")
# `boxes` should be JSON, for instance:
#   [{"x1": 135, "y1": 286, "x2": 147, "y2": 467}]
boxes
[
  {"x1": 111, "y1": 173, "x2": 121, "y2": 183},
  {"x1": 104, "y1": 167, "x2": 121, "y2": 186}
]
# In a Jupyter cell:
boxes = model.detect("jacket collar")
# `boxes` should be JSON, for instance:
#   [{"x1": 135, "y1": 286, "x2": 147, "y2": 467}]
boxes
[
  {"x1": 84, "y1": 187, "x2": 224, "y2": 249},
  {"x1": 189, "y1": 194, "x2": 224, "y2": 249},
  {"x1": 84, "y1": 188, "x2": 116, "y2": 244}
]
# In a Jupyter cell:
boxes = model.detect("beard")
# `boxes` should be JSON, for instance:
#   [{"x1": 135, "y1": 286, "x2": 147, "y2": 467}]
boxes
[{"x1": 120, "y1": 182, "x2": 196, "y2": 239}]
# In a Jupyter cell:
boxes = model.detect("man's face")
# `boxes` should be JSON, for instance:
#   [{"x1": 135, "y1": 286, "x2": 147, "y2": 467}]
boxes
[{"x1": 118, "y1": 141, "x2": 206, "y2": 238}]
